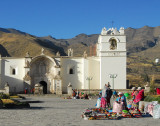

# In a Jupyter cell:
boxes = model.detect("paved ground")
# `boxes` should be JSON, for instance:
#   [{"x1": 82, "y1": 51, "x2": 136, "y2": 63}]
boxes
[{"x1": 0, "y1": 95, "x2": 160, "y2": 126}]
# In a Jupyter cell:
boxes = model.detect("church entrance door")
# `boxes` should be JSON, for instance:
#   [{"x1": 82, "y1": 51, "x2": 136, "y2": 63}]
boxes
[{"x1": 39, "y1": 81, "x2": 47, "y2": 94}]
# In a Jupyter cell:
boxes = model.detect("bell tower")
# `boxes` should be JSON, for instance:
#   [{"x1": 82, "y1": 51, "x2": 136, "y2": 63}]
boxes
[{"x1": 97, "y1": 27, "x2": 126, "y2": 89}]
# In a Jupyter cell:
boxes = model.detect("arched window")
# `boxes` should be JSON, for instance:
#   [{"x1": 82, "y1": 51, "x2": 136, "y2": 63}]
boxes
[
  {"x1": 10, "y1": 67, "x2": 17, "y2": 75},
  {"x1": 110, "y1": 39, "x2": 117, "y2": 50}
]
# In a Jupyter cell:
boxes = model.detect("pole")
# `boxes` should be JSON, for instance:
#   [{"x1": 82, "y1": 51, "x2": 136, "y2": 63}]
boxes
[
  {"x1": 112, "y1": 77, "x2": 114, "y2": 89},
  {"x1": 89, "y1": 79, "x2": 90, "y2": 94},
  {"x1": 86, "y1": 77, "x2": 92, "y2": 94},
  {"x1": 109, "y1": 74, "x2": 117, "y2": 89}
]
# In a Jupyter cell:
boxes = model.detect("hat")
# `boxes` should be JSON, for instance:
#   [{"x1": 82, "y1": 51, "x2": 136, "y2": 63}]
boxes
[
  {"x1": 131, "y1": 87, "x2": 136, "y2": 90},
  {"x1": 118, "y1": 92, "x2": 123, "y2": 95},
  {"x1": 105, "y1": 83, "x2": 111, "y2": 87},
  {"x1": 137, "y1": 87, "x2": 142, "y2": 90}
]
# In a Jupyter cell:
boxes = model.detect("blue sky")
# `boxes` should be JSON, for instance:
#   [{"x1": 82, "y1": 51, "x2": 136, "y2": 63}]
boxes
[{"x1": 0, "y1": 0, "x2": 160, "y2": 39}]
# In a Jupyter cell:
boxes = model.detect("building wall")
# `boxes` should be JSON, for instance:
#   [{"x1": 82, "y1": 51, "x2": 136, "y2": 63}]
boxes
[
  {"x1": 60, "y1": 57, "x2": 84, "y2": 93},
  {"x1": 98, "y1": 28, "x2": 126, "y2": 89},
  {"x1": 100, "y1": 57, "x2": 126, "y2": 89},
  {"x1": 82, "y1": 58, "x2": 89, "y2": 89},
  {"x1": 1, "y1": 58, "x2": 25, "y2": 92},
  {"x1": 88, "y1": 57, "x2": 100, "y2": 89}
]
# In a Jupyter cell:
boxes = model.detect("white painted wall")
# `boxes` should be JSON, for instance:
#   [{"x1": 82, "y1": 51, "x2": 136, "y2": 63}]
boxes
[
  {"x1": 1, "y1": 58, "x2": 25, "y2": 92},
  {"x1": 88, "y1": 57, "x2": 100, "y2": 89},
  {"x1": 100, "y1": 57, "x2": 126, "y2": 89},
  {"x1": 82, "y1": 58, "x2": 89, "y2": 89},
  {"x1": 61, "y1": 57, "x2": 83, "y2": 93},
  {"x1": 98, "y1": 28, "x2": 127, "y2": 89}
]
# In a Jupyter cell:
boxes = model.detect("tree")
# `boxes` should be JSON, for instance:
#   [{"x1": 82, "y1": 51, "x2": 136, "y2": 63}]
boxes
[{"x1": 149, "y1": 76, "x2": 155, "y2": 95}]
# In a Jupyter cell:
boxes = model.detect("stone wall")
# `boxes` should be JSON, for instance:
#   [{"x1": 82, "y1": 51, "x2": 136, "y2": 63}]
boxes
[{"x1": 77, "y1": 89, "x2": 134, "y2": 94}]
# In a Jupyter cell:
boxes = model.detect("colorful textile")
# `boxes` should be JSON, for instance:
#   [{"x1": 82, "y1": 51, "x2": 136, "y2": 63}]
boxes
[
  {"x1": 133, "y1": 89, "x2": 144, "y2": 103},
  {"x1": 100, "y1": 97, "x2": 106, "y2": 108},
  {"x1": 113, "y1": 101, "x2": 123, "y2": 113},
  {"x1": 116, "y1": 95, "x2": 127, "y2": 108},
  {"x1": 113, "y1": 90, "x2": 117, "y2": 95},
  {"x1": 153, "y1": 104, "x2": 160, "y2": 119},
  {"x1": 101, "y1": 86, "x2": 108, "y2": 98},
  {"x1": 124, "y1": 93, "x2": 129, "y2": 98},
  {"x1": 156, "y1": 88, "x2": 160, "y2": 95},
  {"x1": 95, "y1": 98, "x2": 101, "y2": 108},
  {"x1": 148, "y1": 104, "x2": 154, "y2": 116}
]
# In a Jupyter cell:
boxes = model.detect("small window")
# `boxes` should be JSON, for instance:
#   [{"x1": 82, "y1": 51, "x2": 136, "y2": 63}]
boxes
[
  {"x1": 10, "y1": 67, "x2": 17, "y2": 75},
  {"x1": 58, "y1": 71, "x2": 60, "y2": 75},
  {"x1": 12, "y1": 69, "x2": 16, "y2": 75},
  {"x1": 69, "y1": 68, "x2": 74, "y2": 74},
  {"x1": 69, "y1": 67, "x2": 76, "y2": 74}
]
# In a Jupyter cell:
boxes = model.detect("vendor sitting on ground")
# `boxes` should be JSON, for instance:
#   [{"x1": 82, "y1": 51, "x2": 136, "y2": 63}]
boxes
[
  {"x1": 116, "y1": 92, "x2": 127, "y2": 110},
  {"x1": 133, "y1": 87, "x2": 144, "y2": 105},
  {"x1": 79, "y1": 92, "x2": 85, "y2": 99},
  {"x1": 72, "y1": 89, "x2": 77, "y2": 98}
]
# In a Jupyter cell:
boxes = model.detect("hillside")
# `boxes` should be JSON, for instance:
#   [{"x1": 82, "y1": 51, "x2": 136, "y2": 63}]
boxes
[
  {"x1": 0, "y1": 29, "x2": 66, "y2": 57},
  {"x1": 1, "y1": 26, "x2": 160, "y2": 87}
]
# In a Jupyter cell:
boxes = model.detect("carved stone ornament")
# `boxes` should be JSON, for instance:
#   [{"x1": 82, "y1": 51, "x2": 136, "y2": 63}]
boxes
[
  {"x1": 83, "y1": 51, "x2": 87, "y2": 58},
  {"x1": 68, "y1": 48, "x2": 73, "y2": 56},
  {"x1": 25, "y1": 52, "x2": 30, "y2": 57},
  {"x1": 25, "y1": 60, "x2": 30, "y2": 67},
  {"x1": 56, "y1": 52, "x2": 60, "y2": 57},
  {"x1": 41, "y1": 48, "x2": 45, "y2": 55},
  {"x1": 54, "y1": 75, "x2": 61, "y2": 80},
  {"x1": 23, "y1": 71, "x2": 31, "y2": 81}
]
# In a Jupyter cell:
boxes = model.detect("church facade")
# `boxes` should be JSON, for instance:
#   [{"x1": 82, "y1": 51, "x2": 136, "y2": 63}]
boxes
[{"x1": 0, "y1": 27, "x2": 126, "y2": 94}]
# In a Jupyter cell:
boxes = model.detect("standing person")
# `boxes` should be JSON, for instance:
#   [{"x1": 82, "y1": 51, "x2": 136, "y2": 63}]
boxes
[
  {"x1": 100, "y1": 83, "x2": 112, "y2": 108},
  {"x1": 106, "y1": 83, "x2": 112, "y2": 107},
  {"x1": 24, "y1": 88, "x2": 27, "y2": 94},
  {"x1": 30, "y1": 88, "x2": 33, "y2": 94},
  {"x1": 100, "y1": 85, "x2": 108, "y2": 108},
  {"x1": 32, "y1": 88, "x2": 35, "y2": 94},
  {"x1": 131, "y1": 87, "x2": 138, "y2": 101},
  {"x1": 133, "y1": 87, "x2": 144, "y2": 105}
]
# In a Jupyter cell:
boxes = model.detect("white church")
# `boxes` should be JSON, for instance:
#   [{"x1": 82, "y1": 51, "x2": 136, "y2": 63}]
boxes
[{"x1": 0, "y1": 27, "x2": 126, "y2": 94}]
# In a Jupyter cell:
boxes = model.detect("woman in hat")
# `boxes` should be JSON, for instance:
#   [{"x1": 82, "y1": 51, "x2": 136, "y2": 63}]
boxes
[
  {"x1": 116, "y1": 92, "x2": 127, "y2": 109},
  {"x1": 131, "y1": 87, "x2": 138, "y2": 101},
  {"x1": 100, "y1": 83, "x2": 112, "y2": 108},
  {"x1": 133, "y1": 87, "x2": 144, "y2": 104},
  {"x1": 113, "y1": 92, "x2": 127, "y2": 113}
]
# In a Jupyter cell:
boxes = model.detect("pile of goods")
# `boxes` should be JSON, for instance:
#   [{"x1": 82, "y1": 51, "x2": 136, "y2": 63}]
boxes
[
  {"x1": 82, "y1": 108, "x2": 121, "y2": 120},
  {"x1": 82, "y1": 108, "x2": 142, "y2": 120}
]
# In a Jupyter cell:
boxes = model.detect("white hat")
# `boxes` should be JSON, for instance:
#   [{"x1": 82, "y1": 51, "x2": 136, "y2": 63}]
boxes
[
  {"x1": 118, "y1": 92, "x2": 123, "y2": 95},
  {"x1": 131, "y1": 87, "x2": 136, "y2": 90},
  {"x1": 137, "y1": 87, "x2": 142, "y2": 90}
]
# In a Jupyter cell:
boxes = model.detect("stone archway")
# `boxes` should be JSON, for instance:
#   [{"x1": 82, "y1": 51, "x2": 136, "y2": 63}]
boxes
[
  {"x1": 30, "y1": 55, "x2": 56, "y2": 93},
  {"x1": 39, "y1": 81, "x2": 47, "y2": 94}
]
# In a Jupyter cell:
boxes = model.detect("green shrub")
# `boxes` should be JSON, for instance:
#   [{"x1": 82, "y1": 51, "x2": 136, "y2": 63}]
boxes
[
  {"x1": 144, "y1": 95, "x2": 160, "y2": 103},
  {"x1": 0, "y1": 93, "x2": 10, "y2": 99}
]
